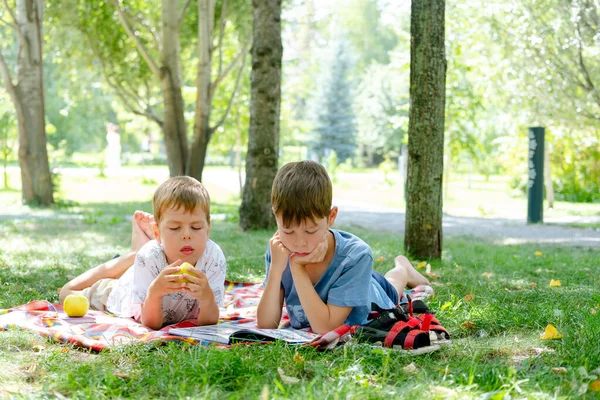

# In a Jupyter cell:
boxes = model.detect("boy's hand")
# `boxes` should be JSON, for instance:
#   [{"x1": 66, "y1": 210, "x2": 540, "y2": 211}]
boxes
[
  {"x1": 148, "y1": 260, "x2": 188, "y2": 298},
  {"x1": 181, "y1": 266, "x2": 215, "y2": 302},
  {"x1": 269, "y1": 231, "x2": 291, "y2": 273},
  {"x1": 290, "y1": 233, "x2": 328, "y2": 267}
]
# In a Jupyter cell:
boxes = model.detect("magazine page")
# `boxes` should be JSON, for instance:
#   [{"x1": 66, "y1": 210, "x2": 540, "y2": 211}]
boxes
[{"x1": 169, "y1": 323, "x2": 318, "y2": 344}]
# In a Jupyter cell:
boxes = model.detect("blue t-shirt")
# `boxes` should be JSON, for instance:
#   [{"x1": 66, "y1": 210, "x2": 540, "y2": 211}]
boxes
[{"x1": 264, "y1": 229, "x2": 396, "y2": 329}]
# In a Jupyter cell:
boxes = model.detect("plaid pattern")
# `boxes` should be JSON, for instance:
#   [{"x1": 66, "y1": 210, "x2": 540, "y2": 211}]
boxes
[{"x1": 0, "y1": 281, "x2": 434, "y2": 352}]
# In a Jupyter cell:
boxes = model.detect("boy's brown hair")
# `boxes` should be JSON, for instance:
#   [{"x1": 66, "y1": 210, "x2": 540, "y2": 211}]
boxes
[
  {"x1": 271, "y1": 161, "x2": 332, "y2": 227},
  {"x1": 153, "y1": 176, "x2": 211, "y2": 224}
]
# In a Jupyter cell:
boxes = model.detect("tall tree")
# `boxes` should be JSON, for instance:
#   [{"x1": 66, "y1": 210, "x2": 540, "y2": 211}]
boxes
[
  {"x1": 239, "y1": 0, "x2": 282, "y2": 230},
  {"x1": 109, "y1": 0, "x2": 188, "y2": 176},
  {"x1": 60, "y1": 0, "x2": 249, "y2": 180},
  {"x1": 311, "y1": 41, "x2": 357, "y2": 163},
  {"x1": 404, "y1": 0, "x2": 446, "y2": 258},
  {"x1": 0, "y1": 0, "x2": 53, "y2": 205},
  {"x1": 188, "y1": 0, "x2": 249, "y2": 180}
]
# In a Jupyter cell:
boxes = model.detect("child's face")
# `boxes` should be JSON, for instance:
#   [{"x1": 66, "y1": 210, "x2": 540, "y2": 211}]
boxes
[
  {"x1": 152, "y1": 205, "x2": 210, "y2": 265},
  {"x1": 275, "y1": 207, "x2": 337, "y2": 256}
]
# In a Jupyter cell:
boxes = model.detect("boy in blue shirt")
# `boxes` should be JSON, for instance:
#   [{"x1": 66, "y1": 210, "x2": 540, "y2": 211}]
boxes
[{"x1": 257, "y1": 161, "x2": 430, "y2": 334}]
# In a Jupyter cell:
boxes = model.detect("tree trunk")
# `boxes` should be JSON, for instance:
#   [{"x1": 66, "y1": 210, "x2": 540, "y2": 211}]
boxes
[
  {"x1": 161, "y1": 0, "x2": 188, "y2": 176},
  {"x1": 404, "y1": 0, "x2": 446, "y2": 258},
  {"x1": 239, "y1": 0, "x2": 282, "y2": 231},
  {"x1": 13, "y1": 0, "x2": 53, "y2": 206},
  {"x1": 188, "y1": 0, "x2": 215, "y2": 181}
]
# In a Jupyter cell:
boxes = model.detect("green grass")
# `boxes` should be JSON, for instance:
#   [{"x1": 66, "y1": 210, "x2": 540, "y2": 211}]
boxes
[{"x1": 1, "y1": 169, "x2": 600, "y2": 398}]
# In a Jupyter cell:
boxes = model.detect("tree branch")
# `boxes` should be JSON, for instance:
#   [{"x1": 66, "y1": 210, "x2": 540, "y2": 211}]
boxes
[
  {"x1": 210, "y1": 40, "x2": 249, "y2": 99},
  {"x1": 109, "y1": 0, "x2": 161, "y2": 77},
  {"x1": 217, "y1": 0, "x2": 229, "y2": 78},
  {"x1": 178, "y1": 0, "x2": 192, "y2": 29},
  {"x1": 84, "y1": 31, "x2": 163, "y2": 127},
  {"x1": 0, "y1": 50, "x2": 18, "y2": 105},
  {"x1": 127, "y1": 9, "x2": 161, "y2": 51},
  {"x1": 575, "y1": 21, "x2": 600, "y2": 106},
  {"x1": 1, "y1": 0, "x2": 29, "y2": 56},
  {"x1": 210, "y1": 44, "x2": 248, "y2": 135}
]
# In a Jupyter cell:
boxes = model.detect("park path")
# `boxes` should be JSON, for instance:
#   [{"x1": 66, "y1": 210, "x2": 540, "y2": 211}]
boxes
[
  {"x1": 333, "y1": 200, "x2": 600, "y2": 248},
  {"x1": 2, "y1": 166, "x2": 599, "y2": 247}
]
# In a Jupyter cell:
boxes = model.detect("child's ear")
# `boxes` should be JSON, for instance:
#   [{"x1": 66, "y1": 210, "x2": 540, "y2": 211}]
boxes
[
  {"x1": 151, "y1": 221, "x2": 161, "y2": 243},
  {"x1": 328, "y1": 206, "x2": 338, "y2": 226}
]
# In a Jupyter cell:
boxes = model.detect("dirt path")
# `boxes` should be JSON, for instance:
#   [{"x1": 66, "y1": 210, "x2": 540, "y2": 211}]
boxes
[{"x1": 334, "y1": 202, "x2": 600, "y2": 248}]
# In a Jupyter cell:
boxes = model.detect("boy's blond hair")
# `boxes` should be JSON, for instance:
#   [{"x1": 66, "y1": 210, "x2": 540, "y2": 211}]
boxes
[
  {"x1": 271, "y1": 161, "x2": 332, "y2": 227},
  {"x1": 153, "y1": 176, "x2": 211, "y2": 224}
]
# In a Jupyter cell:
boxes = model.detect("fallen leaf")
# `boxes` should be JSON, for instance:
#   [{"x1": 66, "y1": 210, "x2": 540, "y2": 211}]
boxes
[
  {"x1": 60, "y1": 347, "x2": 69, "y2": 353},
  {"x1": 277, "y1": 367, "x2": 300, "y2": 384},
  {"x1": 261, "y1": 385, "x2": 270, "y2": 400},
  {"x1": 552, "y1": 367, "x2": 568, "y2": 374},
  {"x1": 482, "y1": 272, "x2": 494, "y2": 278},
  {"x1": 417, "y1": 261, "x2": 427, "y2": 270},
  {"x1": 486, "y1": 391, "x2": 507, "y2": 400},
  {"x1": 591, "y1": 308, "x2": 597, "y2": 315},
  {"x1": 113, "y1": 370, "x2": 130, "y2": 379},
  {"x1": 535, "y1": 251, "x2": 543, "y2": 256},
  {"x1": 464, "y1": 293, "x2": 474, "y2": 302},
  {"x1": 403, "y1": 363, "x2": 417, "y2": 374},
  {"x1": 292, "y1": 352, "x2": 305, "y2": 365},
  {"x1": 590, "y1": 380, "x2": 600, "y2": 391},
  {"x1": 461, "y1": 321, "x2": 476, "y2": 330},
  {"x1": 376, "y1": 256, "x2": 385, "y2": 263},
  {"x1": 429, "y1": 386, "x2": 457, "y2": 397},
  {"x1": 23, "y1": 362, "x2": 37, "y2": 374},
  {"x1": 540, "y1": 324, "x2": 563, "y2": 340},
  {"x1": 549, "y1": 279, "x2": 561, "y2": 287},
  {"x1": 530, "y1": 282, "x2": 537, "y2": 288},
  {"x1": 424, "y1": 263, "x2": 438, "y2": 278}
]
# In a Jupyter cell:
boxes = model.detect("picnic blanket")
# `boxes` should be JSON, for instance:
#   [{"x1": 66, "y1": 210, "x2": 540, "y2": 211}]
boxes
[{"x1": 0, "y1": 281, "x2": 435, "y2": 352}]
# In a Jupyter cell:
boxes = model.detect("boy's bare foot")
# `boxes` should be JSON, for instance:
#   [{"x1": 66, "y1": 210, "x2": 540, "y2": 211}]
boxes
[
  {"x1": 131, "y1": 211, "x2": 155, "y2": 251},
  {"x1": 395, "y1": 255, "x2": 430, "y2": 288}
]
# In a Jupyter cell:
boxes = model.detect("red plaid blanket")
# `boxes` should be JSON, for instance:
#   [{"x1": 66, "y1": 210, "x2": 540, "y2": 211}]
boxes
[{"x1": 0, "y1": 281, "x2": 350, "y2": 351}]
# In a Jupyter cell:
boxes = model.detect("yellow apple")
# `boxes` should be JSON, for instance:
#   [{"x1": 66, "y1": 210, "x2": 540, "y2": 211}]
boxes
[
  {"x1": 175, "y1": 262, "x2": 194, "y2": 283},
  {"x1": 63, "y1": 294, "x2": 89, "y2": 317}
]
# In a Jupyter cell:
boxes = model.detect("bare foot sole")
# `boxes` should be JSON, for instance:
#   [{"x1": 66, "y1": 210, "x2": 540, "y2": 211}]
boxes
[
  {"x1": 395, "y1": 256, "x2": 430, "y2": 288},
  {"x1": 131, "y1": 211, "x2": 155, "y2": 251}
]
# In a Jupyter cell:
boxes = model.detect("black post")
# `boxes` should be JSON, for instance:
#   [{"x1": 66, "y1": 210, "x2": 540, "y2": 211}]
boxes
[{"x1": 527, "y1": 127, "x2": 545, "y2": 224}]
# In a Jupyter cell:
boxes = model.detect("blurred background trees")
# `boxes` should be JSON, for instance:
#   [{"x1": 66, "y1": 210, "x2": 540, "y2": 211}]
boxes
[{"x1": 1, "y1": 0, "x2": 598, "y2": 204}]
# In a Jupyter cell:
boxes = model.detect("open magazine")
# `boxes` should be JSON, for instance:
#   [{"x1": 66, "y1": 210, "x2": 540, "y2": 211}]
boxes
[{"x1": 168, "y1": 322, "x2": 318, "y2": 345}]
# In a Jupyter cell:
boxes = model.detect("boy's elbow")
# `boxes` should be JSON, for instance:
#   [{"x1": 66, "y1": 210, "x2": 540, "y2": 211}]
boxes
[
  {"x1": 142, "y1": 319, "x2": 163, "y2": 331},
  {"x1": 256, "y1": 315, "x2": 279, "y2": 330}
]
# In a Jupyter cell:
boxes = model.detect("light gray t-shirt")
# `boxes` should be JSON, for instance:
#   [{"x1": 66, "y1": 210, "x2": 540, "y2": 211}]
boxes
[{"x1": 106, "y1": 239, "x2": 226, "y2": 326}]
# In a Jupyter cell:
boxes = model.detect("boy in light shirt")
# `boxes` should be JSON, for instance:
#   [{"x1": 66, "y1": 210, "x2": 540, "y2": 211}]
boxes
[{"x1": 60, "y1": 176, "x2": 226, "y2": 329}]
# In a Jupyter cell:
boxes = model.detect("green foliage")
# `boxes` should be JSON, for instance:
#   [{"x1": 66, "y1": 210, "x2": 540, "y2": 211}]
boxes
[
  {"x1": 488, "y1": 0, "x2": 600, "y2": 202},
  {"x1": 0, "y1": 110, "x2": 17, "y2": 189},
  {"x1": 355, "y1": 61, "x2": 409, "y2": 167},
  {"x1": 311, "y1": 41, "x2": 357, "y2": 163},
  {"x1": 336, "y1": 0, "x2": 398, "y2": 70},
  {"x1": 551, "y1": 131, "x2": 600, "y2": 202}
]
